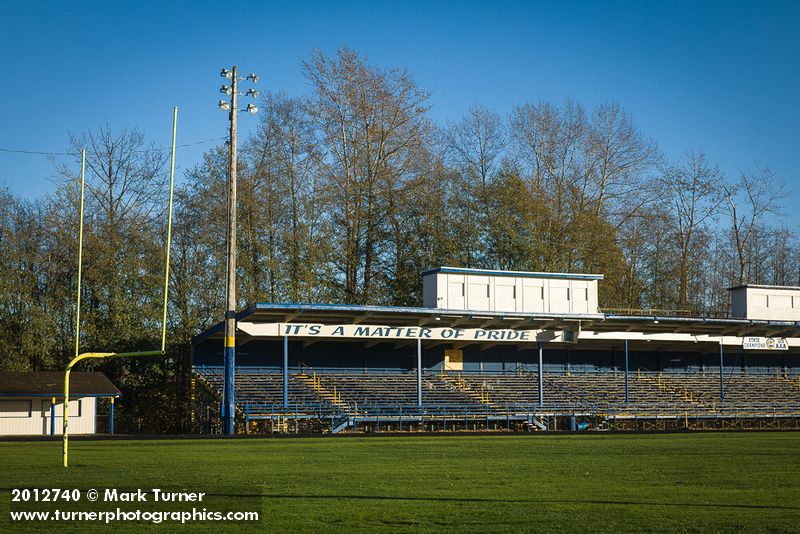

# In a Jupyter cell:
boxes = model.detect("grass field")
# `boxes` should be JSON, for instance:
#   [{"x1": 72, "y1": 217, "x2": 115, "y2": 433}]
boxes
[{"x1": 1, "y1": 432, "x2": 799, "y2": 533}]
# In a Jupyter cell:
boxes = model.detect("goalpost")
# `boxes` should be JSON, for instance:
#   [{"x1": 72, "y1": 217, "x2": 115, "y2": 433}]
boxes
[{"x1": 62, "y1": 106, "x2": 178, "y2": 468}]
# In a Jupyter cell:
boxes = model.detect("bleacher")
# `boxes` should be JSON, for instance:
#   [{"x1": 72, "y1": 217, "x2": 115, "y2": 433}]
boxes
[
  {"x1": 455, "y1": 373, "x2": 575, "y2": 407},
  {"x1": 654, "y1": 372, "x2": 800, "y2": 413},
  {"x1": 315, "y1": 372, "x2": 486, "y2": 410},
  {"x1": 195, "y1": 368, "x2": 334, "y2": 413},
  {"x1": 553, "y1": 372, "x2": 700, "y2": 410},
  {"x1": 193, "y1": 366, "x2": 800, "y2": 421}
]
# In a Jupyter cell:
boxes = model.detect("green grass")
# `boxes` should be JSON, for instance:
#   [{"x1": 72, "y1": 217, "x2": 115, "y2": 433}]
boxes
[{"x1": 1, "y1": 433, "x2": 799, "y2": 533}]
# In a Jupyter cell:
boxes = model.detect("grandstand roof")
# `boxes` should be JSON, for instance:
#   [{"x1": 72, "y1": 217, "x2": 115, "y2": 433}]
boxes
[{"x1": 192, "y1": 302, "x2": 800, "y2": 345}]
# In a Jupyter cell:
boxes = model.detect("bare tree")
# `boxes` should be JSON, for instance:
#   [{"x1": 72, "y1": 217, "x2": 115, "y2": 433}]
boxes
[
  {"x1": 51, "y1": 126, "x2": 170, "y2": 352},
  {"x1": 660, "y1": 150, "x2": 724, "y2": 309},
  {"x1": 443, "y1": 106, "x2": 504, "y2": 267},
  {"x1": 57, "y1": 127, "x2": 169, "y2": 236},
  {"x1": 584, "y1": 102, "x2": 660, "y2": 221},
  {"x1": 445, "y1": 103, "x2": 504, "y2": 190},
  {"x1": 303, "y1": 48, "x2": 430, "y2": 303},
  {"x1": 724, "y1": 166, "x2": 785, "y2": 285}
]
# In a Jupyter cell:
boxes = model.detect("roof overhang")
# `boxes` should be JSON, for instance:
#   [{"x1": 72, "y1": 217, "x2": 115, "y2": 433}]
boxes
[
  {"x1": 421, "y1": 266, "x2": 604, "y2": 280},
  {"x1": 192, "y1": 303, "x2": 800, "y2": 346},
  {"x1": 0, "y1": 372, "x2": 121, "y2": 397}
]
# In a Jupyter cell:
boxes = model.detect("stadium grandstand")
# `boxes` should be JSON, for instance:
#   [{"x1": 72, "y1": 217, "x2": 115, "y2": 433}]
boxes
[{"x1": 191, "y1": 267, "x2": 800, "y2": 433}]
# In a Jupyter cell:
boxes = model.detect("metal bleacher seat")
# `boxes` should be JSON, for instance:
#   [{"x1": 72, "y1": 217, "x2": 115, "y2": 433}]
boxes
[{"x1": 192, "y1": 366, "x2": 800, "y2": 418}]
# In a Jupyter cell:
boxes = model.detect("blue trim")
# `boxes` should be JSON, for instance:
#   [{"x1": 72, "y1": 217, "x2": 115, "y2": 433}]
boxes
[
  {"x1": 283, "y1": 336, "x2": 289, "y2": 409},
  {"x1": 719, "y1": 343, "x2": 725, "y2": 402},
  {"x1": 223, "y1": 346, "x2": 236, "y2": 434},
  {"x1": 416, "y1": 338, "x2": 422, "y2": 407},
  {"x1": 624, "y1": 339, "x2": 629, "y2": 404},
  {"x1": 421, "y1": 266, "x2": 604, "y2": 280},
  {"x1": 537, "y1": 342, "x2": 543, "y2": 405}
]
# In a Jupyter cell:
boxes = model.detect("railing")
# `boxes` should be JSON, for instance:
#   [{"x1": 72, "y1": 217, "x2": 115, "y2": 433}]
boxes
[
  {"x1": 194, "y1": 365, "x2": 800, "y2": 378},
  {"x1": 600, "y1": 307, "x2": 694, "y2": 317},
  {"x1": 193, "y1": 366, "x2": 800, "y2": 420},
  {"x1": 600, "y1": 307, "x2": 734, "y2": 319},
  {"x1": 240, "y1": 400, "x2": 800, "y2": 419},
  {"x1": 603, "y1": 402, "x2": 800, "y2": 419}
]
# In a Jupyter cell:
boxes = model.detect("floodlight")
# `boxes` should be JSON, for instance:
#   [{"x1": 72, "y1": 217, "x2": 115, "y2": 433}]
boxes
[
  {"x1": 221, "y1": 68, "x2": 232, "y2": 79},
  {"x1": 246, "y1": 73, "x2": 259, "y2": 83},
  {"x1": 220, "y1": 85, "x2": 232, "y2": 96},
  {"x1": 246, "y1": 89, "x2": 259, "y2": 98},
  {"x1": 246, "y1": 103, "x2": 258, "y2": 114},
  {"x1": 218, "y1": 100, "x2": 230, "y2": 111}
]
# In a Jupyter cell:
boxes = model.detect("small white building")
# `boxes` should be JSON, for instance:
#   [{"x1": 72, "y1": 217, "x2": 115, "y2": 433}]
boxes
[
  {"x1": 729, "y1": 284, "x2": 800, "y2": 321},
  {"x1": 0, "y1": 372, "x2": 120, "y2": 436},
  {"x1": 422, "y1": 267, "x2": 603, "y2": 315}
]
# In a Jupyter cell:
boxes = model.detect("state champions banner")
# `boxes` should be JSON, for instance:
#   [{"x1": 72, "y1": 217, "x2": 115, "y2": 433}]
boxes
[
  {"x1": 742, "y1": 336, "x2": 788, "y2": 351},
  {"x1": 236, "y1": 322, "x2": 542, "y2": 343}
]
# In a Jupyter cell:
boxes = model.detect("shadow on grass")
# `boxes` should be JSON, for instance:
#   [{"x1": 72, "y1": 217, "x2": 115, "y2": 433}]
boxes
[{"x1": 252, "y1": 494, "x2": 800, "y2": 511}]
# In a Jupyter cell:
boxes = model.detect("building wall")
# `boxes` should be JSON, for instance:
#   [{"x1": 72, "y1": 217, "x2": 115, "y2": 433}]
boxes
[
  {"x1": 423, "y1": 270, "x2": 600, "y2": 314},
  {"x1": 0, "y1": 397, "x2": 97, "y2": 436},
  {"x1": 730, "y1": 286, "x2": 800, "y2": 321}
]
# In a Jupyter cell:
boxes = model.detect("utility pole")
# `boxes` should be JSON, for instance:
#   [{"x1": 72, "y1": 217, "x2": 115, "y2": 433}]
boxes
[{"x1": 218, "y1": 66, "x2": 259, "y2": 435}]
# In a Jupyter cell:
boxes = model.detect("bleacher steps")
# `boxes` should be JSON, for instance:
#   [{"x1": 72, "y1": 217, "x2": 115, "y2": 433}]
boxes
[
  {"x1": 637, "y1": 372, "x2": 710, "y2": 410},
  {"x1": 295, "y1": 372, "x2": 349, "y2": 409},
  {"x1": 440, "y1": 373, "x2": 501, "y2": 408}
]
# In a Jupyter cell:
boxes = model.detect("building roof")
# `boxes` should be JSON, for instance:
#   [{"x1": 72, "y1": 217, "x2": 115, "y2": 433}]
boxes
[
  {"x1": 192, "y1": 302, "x2": 800, "y2": 346},
  {"x1": 0, "y1": 372, "x2": 120, "y2": 397},
  {"x1": 421, "y1": 266, "x2": 604, "y2": 280},
  {"x1": 728, "y1": 284, "x2": 800, "y2": 291}
]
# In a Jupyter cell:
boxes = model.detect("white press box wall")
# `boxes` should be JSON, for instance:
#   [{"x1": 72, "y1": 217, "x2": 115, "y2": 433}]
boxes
[
  {"x1": 729, "y1": 285, "x2": 800, "y2": 321},
  {"x1": 423, "y1": 267, "x2": 603, "y2": 314},
  {"x1": 0, "y1": 397, "x2": 96, "y2": 435}
]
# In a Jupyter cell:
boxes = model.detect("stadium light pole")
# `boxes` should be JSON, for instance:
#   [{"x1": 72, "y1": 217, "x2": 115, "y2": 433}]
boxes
[{"x1": 219, "y1": 66, "x2": 259, "y2": 435}]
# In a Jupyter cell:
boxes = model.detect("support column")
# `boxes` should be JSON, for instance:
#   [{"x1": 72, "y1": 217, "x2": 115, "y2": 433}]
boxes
[
  {"x1": 223, "y1": 325, "x2": 235, "y2": 433},
  {"x1": 624, "y1": 339, "x2": 629, "y2": 404},
  {"x1": 719, "y1": 341, "x2": 724, "y2": 402},
  {"x1": 538, "y1": 342, "x2": 544, "y2": 405},
  {"x1": 417, "y1": 338, "x2": 423, "y2": 407},
  {"x1": 283, "y1": 335, "x2": 289, "y2": 409},
  {"x1": 109, "y1": 397, "x2": 115, "y2": 434},
  {"x1": 50, "y1": 398, "x2": 56, "y2": 436}
]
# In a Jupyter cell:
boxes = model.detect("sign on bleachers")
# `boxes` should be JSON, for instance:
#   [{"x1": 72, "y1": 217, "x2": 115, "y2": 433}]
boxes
[{"x1": 742, "y1": 337, "x2": 788, "y2": 350}]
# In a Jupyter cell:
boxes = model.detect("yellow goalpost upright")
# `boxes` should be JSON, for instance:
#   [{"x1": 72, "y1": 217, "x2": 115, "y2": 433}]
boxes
[{"x1": 62, "y1": 106, "x2": 178, "y2": 468}]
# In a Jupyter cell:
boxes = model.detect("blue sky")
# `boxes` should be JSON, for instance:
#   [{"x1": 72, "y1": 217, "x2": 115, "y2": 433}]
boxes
[{"x1": 1, "y1": 1, "x2": 798, "y2": 224}]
